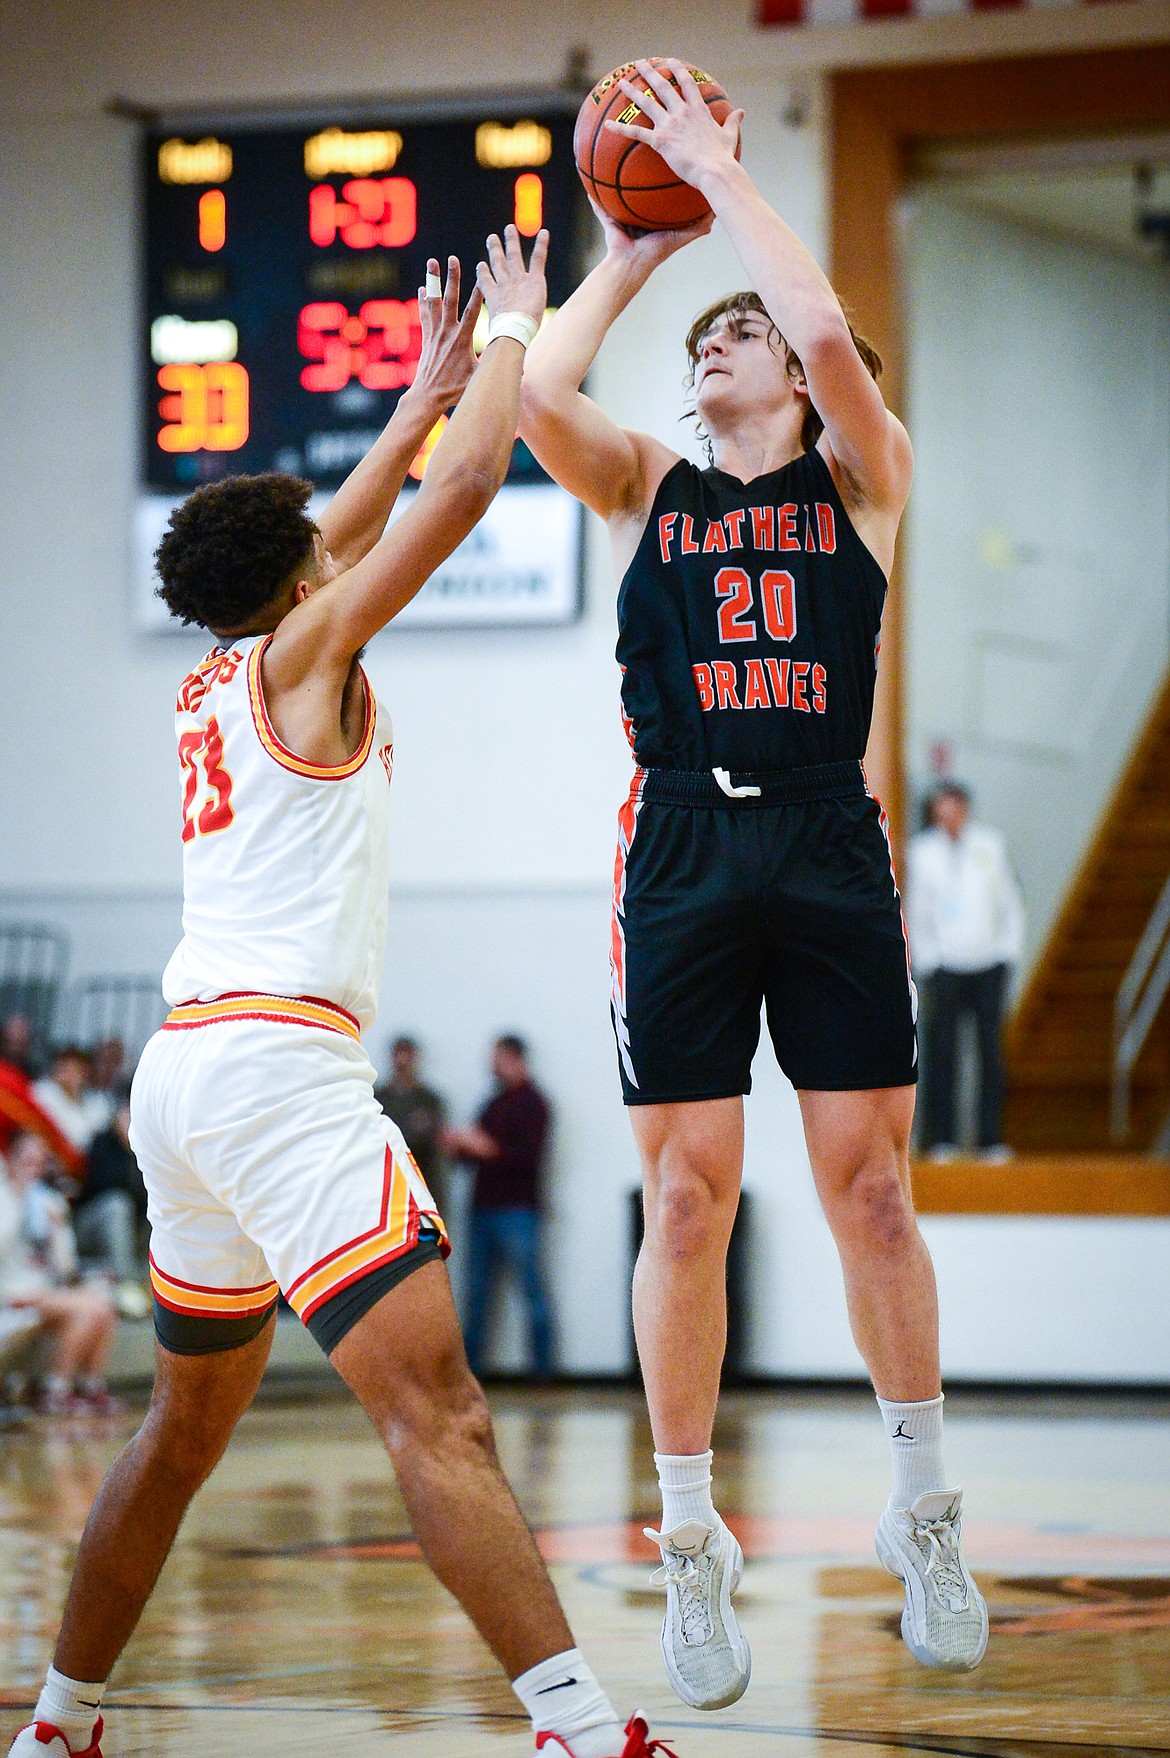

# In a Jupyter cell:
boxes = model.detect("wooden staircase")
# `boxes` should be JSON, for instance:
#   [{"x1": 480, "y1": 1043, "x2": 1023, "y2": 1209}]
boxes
[{"x1": 1004, "y1": 670, "x2": 1170, "y2": 1152}]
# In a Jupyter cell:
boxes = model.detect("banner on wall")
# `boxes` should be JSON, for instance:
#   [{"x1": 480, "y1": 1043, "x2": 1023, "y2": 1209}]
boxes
[
  {"x1": 134, "y1": 483, "x2": 584, "y2": 633},
  {"x1": 759, "y1": 0, "x2": 1133, "y2": 21}
]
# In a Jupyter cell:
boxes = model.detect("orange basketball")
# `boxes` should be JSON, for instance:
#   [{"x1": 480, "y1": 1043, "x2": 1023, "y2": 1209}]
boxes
[{"x1": 574, "y1": 59, "x2": 738, "y2": 232}]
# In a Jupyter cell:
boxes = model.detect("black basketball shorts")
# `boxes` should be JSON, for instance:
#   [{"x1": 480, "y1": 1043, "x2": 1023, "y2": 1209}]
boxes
[{"x1": 609, "y1": 763, "x2": 918, "y2": 1104}]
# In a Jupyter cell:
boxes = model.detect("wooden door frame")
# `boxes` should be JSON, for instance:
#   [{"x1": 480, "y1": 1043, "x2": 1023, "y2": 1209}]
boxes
[{"x1": 830, "y1": 45, "x2": 1170, "y2": 849}]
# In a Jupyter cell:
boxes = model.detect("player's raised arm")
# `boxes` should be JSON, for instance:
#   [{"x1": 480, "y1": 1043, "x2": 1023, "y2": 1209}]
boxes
[
  {"x1": 273, "y1": 225, "x2": 547, "y2": 678},
  {"x1": 315, "y1": 256, "x2": 483, "y2": 572},
  {"x1": 519, "y1": 209, "x2": 705, "y2": 523},
  {"x1": 607, "y1": 59, "x2": 911, "y2": 514}
]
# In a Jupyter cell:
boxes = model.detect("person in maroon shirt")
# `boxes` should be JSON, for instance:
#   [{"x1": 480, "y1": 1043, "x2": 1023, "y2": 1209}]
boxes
[{"x1": 447, "y1": 1035, "x2": 553, "y2": 1379}]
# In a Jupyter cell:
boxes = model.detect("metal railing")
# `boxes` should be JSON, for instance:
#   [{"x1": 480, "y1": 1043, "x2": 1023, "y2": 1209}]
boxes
[
  {"x1": 0, "y1": 921, "x2": 69, "y2": 1060},
  {"x1": 64, "y1": 975, "x2": 168, "y2": 1063},
  {"x1": 1112, "y1": 870, "x2": 1170, "y2": 1141}
]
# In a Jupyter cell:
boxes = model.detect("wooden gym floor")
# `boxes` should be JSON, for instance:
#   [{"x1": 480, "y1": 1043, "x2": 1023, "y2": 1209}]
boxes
[{"x1": 2, "y1": 1384, "x2": 1168, "y2": 1756}]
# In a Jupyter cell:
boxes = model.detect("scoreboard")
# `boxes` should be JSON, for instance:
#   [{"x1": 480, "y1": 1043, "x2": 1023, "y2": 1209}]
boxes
[{"x1": 137, "y1": 102, "x2": 586, "y2": 630}]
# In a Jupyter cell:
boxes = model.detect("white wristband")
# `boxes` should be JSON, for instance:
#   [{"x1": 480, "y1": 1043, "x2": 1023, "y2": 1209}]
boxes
[{"x1": 486, "y1": 311, "x2": 540, "y2": 350}]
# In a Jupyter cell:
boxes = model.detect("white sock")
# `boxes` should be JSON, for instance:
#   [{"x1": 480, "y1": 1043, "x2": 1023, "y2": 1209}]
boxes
[
  {"x1": 655, "y1": 1449, "x2": 717, "y2": 1533},
  {"x1": 34, "y1": 1666, "x2": 106, "y2": 1750},
  {"x1": 512, "y1": 1648, "x2": 622, "y2": 1756},
  {"x1": 876, "y1": 1393, "x2": 948, "y2": 1507}
]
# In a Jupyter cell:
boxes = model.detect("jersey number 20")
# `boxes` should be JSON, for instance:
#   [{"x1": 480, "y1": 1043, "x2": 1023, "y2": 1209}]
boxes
[
  {"x1": 179, "y1": 717, "x2": 235, "y2": 843},
  {"x1": 715, "y1": 568, "x2": 797, "y2": 645}
]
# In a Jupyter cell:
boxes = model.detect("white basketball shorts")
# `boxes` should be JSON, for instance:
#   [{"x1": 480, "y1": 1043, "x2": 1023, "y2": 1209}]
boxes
[{"x1": 130, "y1": 994, "x2": 448, "y2": 1356}]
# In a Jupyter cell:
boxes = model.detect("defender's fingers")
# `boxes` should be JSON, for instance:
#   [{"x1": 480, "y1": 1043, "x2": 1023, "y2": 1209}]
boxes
[
  {"x1": 527, "y1": 228, "x2": 550, "y2": 274},
  {"x1": 458, "y1": 283, "x2": 485, "y2": 331},
  {"x1": 424, "y1": 258, "x2": 443, "y2": 299},
  {"x1": 502, "y1": 222, "x2": 526, "y2": 267},
  {"x1": 442, "y1": 254, "x2": 460, "y2": 316},
  {"x1": 443, "y1": 254, "x2": 460, "y2": 313},
  {"x1": 485, "y1": 231, "x2": 508, "y2": 277}
]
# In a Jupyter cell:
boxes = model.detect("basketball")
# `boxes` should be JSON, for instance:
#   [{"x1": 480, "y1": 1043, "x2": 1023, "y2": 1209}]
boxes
[{"x1": 574, "y1": 58, "x2": 738, "y2": 231}]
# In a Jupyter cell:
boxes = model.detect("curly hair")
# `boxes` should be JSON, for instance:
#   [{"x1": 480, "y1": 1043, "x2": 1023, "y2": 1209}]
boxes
[
  {"x1": 684, "y1": 291, "x2": 882, "y2": 455},
  {"x1": 155, "y1": 474, "x2": 319, "y2": 632}
]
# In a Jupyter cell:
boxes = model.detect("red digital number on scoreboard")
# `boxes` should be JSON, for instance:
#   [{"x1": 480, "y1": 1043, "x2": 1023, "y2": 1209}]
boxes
[
  {"x1": 298, "y1": 301, "x2": 422, "y2": 392},
  {"x1": 308, "y1": 178, "x2": 417, "y2": 249}
]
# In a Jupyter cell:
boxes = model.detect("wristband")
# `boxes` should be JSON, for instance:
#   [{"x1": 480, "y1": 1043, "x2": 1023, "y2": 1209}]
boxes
[
  {"x1": 424, "y1": 269, "x2": 443, "y2": 298},
  {"x1": 486, "y1": 311, "x2": 540, "y2": 349}
]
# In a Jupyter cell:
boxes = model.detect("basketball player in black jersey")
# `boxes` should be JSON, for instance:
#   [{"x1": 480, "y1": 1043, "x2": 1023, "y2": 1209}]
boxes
[{"x1": 520, "y1": 60, "x2": 987, "y2": 1704}]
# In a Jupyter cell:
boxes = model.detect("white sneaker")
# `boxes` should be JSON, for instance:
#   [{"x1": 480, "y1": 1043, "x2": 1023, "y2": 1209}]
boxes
[
  {"x1": 644, "y1": 1517, "x2": 751, "y2": 1710},
  {"x1": 9, "y1": 1721, "x2": 103, "y2": 1757},
  {"x1": 876, "y1": 1489, "x2": 989, "y2": 1670}
]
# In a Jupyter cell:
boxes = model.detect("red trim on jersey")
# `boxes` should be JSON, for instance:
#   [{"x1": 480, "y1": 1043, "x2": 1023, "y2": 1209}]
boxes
[{"x1": 247, "y1": 636, "x2": 376, "y2": 780}]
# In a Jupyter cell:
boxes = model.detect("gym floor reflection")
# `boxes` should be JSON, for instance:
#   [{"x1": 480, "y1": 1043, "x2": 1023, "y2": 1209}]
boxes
[{"x1": 2, "y1": 1385, "x2": 1168, "y2": 1755}]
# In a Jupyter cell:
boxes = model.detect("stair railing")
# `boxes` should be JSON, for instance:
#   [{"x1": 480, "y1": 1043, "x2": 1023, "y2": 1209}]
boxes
[{"x1": 1112, "y1": 870, "x2": 1170, "y2": 1140}]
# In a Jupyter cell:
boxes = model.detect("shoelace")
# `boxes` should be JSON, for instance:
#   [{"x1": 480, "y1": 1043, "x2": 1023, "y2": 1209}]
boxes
[
  {"x1": 647, "y1": 1542, "x2": 716, "y2": 1644},
  {"x1": 626, "y1": 1722, "x2": 679, "y2": 1758},
  {"x1": 910, "y1": 1514, "x2": 970, "y2": 1612}
]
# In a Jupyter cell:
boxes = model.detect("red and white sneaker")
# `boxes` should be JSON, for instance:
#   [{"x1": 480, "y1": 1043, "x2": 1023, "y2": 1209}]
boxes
[
  {"x1": 536, "y1": 1710, "x2": 677, "y2": 1756},
  {"x1": 7, "y1": 1719, "x2": 103, "y2": 1757}
]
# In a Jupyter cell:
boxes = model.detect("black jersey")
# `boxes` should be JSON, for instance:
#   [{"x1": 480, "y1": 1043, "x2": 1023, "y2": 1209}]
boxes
[{"x1": 615, "y1": 449, "x2": 888, "y2": 772}]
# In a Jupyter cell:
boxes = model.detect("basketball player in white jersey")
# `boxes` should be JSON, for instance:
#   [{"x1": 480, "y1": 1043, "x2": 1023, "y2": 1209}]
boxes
[
  {"x1": 9, "y1": 230, "x2": 671, "y2": 1758},
  {"x1": 519, "y1": 62, "x2": 986, "y2": 1708}
]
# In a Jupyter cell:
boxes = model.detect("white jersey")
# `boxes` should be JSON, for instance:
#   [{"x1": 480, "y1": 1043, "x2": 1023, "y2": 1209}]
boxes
[{"x1": 162, "y1": 634, "x2": 394, "y2": 1032}]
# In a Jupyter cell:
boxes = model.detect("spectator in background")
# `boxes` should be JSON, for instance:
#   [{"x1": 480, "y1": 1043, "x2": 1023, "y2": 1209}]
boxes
[
  {"x1": 1, "y1": 1013, "x2": 40, "y2": 1078},
  {"x1": 0, "y1": 1133, "x2": 120, "y2": 1413},
  {"x1": 907, "y1": 783, "x2": 1026, "y2": 1161},
  {"x1": 73, "y1": 1094, "x2": 149, "y2": 1312},
  {"x1": 448, "y1": 1035, "x2": 554, "y2": 1380},
  {"x1": 375, "y1": 1036, "x2": 447, "y2": 1213},
  {"x1": 86, "y1": 1037, "x2": 127, "y2": 1132},
  {"x1": 34, "y1": 1047, "x2": 108, "y2": 1158},
  {"x1": 0, "y1": 1049, "x2": 85, "y2": 1180}
]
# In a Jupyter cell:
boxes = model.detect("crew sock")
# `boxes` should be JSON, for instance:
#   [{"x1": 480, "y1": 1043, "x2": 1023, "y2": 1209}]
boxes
[
  {"x1": 654, "y1": 1449, "x2": 717, "y2": 1534},
  {"x1": 513, "y1": 1648, "x2": 623, "y2": 1756},
  {"x1": 876, "y1": 1392, "x2": 948, "y2": 1507},
  {"x1": 34, "y1": 1666, "x2": 106, "y2": 1751}
]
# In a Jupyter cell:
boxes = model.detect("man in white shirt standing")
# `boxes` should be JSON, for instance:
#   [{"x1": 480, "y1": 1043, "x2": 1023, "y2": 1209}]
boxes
[{"x1": 907, "y1": 784, "x2": 1025, "y2": 1160}]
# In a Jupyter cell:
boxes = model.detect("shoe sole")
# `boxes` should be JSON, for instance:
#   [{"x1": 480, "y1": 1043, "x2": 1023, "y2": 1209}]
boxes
[
  {"x1": 659, "y1": 1531, "x2": 752, "y2": 1711},
  {"x1": 875, "y1": 1519, "x2": 988, "y2": 1672}
]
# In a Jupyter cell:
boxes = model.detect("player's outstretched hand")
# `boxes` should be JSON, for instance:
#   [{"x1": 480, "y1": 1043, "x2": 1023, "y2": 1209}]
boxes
[
  {"x1": 588, "y1": 191, "x2": 713, "y2": 274},
  {"x1": 409, "y1": 255, "x2": 483, "y2": 412},
  {"x1": 606, "y1": 57, "x2": 744, "y2": 193},
  {"x1": 477, "y1": 223, "x2": 549, "y2": 325}
]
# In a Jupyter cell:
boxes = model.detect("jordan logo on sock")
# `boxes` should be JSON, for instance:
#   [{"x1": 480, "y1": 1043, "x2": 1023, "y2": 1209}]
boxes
[{"x1": 893, "y1": 1421, "x2": 914, "y2": 1440}]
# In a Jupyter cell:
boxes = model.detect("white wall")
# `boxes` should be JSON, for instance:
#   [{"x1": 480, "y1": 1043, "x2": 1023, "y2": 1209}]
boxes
[
  {"x1": 3, "y1": 0, "x2": 1170, "y2": 1382},
  {"x1": 904, "y1": 190, "x2": 1170, "y2": 970}
]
